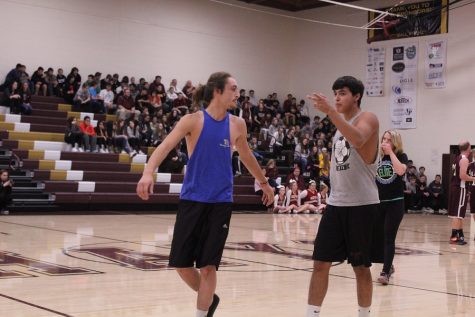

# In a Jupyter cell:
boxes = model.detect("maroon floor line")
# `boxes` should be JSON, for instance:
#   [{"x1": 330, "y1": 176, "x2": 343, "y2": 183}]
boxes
[{"x1": 0, "y1": 293, "x2": 73, "y2": 316}]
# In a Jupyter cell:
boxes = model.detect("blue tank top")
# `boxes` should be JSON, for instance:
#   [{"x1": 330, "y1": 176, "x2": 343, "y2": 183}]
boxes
[{"x1": 180, "y1": 110, "x2": 233, "y2": 203}]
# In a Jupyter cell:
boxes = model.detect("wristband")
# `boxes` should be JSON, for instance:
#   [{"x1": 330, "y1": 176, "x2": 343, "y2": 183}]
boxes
[{"x1": 260, "y1": 180, "x2": 268, "y2": 185}]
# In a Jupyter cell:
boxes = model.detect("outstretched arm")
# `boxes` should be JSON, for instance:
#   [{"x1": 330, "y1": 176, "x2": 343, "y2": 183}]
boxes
[{"x1": 308, "y1": 93, "x2": 378, "y2": 149}]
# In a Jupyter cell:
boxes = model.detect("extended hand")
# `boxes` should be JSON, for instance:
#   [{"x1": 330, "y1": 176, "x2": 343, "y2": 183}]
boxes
[{"x1": 307, "y1": 93, "x2": 334, "y2": 115}]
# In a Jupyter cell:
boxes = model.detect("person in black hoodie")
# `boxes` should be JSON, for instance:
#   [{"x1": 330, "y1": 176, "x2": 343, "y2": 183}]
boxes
[
  {"x1": 64, "y1": 117, "x2": 84, "y2": 151},
  {"x1": 2, "y1": 81, "x2": 22, "y2": 113}
]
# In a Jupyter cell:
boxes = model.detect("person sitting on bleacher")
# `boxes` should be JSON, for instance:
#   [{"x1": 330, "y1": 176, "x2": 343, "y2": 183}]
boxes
[
  {"x1": 306, "y1": 146, "x2": 320, "y2": 182},
  {"x1": 95, "y1": 120, "x2": 111, "y2": 153},
  {"x1": 294, "y1": 137, "x2": 310, "y2": 171},
  {"x1": 139, "y1": 114, "x2": 154, "y2": 147},
  {"x1": 286, "y1": 166, "x2": 305, "y2": 190},
  {"x1": 88, "y1": 81, "x2": 105, "y2": 114},
  {"x1": 0, "y1": 170, "x2": 13, "y2": 215},
  {"x1": 79, "y1": 116, "x2": 97, "y2": 152},
  {"x1": 99, "y1": 83, "x2": 115, "y2": 114},
  {"x1": 65, "y1": 117, "x2": 84, "y2": 152},
  {"x1": 74, "y1": 83, "x2": 91, "y2": 112},
  {"x1": 31, "y1": 67, "x2": 47, "y2": 96},
  {"x1": 2, "y1": 64, "x2": 22, "y2": 88},
  {"x1": 2, "y1": 81, "x2": 22, "y2": 114},
  {"x1": 117, "y1": 88, "x2": 140, "y2": 121},
  {"x1": 265, "y1": 159, "x2": 281, "y2": 188},
  {"x1": 19, "y1": 82, "x2": 33, "y2": 115},
  {"x1": 112, "y1": 119, "x2": 131, "y2": 154},
  {"x1": 126, "y1": 120, "x2": 142, "y2": 156},
  {"x1": 248, "y1": 136, "x2": 263, "y2": 162}
]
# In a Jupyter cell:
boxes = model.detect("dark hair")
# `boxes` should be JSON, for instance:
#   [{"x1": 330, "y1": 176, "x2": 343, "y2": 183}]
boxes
[
  {"x1": 192, "y1": 72, "x2": 232, "y2": 109},
  {"x1": 459, "y1": 141, "x2": 470, "y2": 152},
  {"x1": 66, "y1": 117, "x2": 76, "y2": 127},
  {"x1": 16, "y1": 63, "x2": 22, "y2": 68},
  {"x1": 332, "y1": 76, "x2": 364, "y2": 107},
  {"x1": 95, "y1": 72, "x2": 101, "y2": 77},
  {"x1": 436, "y1": 174, "x2": 441, "y2": 178},
  {"x1": 38, "y1": 67, "x2": 44, "y2": 71},
  {"x1": 84, "y1": 116, "x2": 91, "y2": 121},
  {"x1": 1, "y1": 169, "x2": 9, "y2": 178},
  {"x1": 47, "y1": 67, "x2": 53, "y2": 72}
]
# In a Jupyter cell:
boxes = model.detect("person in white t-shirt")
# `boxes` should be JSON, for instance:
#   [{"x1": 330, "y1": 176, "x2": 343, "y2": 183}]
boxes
[{"x1": 99, "y1": 83, "x2": 115, "y2": 114}]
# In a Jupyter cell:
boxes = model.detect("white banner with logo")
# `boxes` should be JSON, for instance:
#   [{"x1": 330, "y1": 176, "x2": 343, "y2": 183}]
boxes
[
  {"x1": 366, "y1": 47, "x2": 385, "y2": 97},
  {"x1": 424, "y1": 39, "x2": 447, "y2": 88},
  {"x1": 389, "y1": 43, "x2": 418, "y2": 129}
]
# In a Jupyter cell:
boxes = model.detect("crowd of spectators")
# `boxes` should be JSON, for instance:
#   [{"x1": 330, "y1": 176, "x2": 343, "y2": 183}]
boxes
[
  {"x1": 403, "y1": 162, "x2": 446, "y2": 214},
  {"x1": 1, "y1": 63, "x2": 445, "y2": 212}
]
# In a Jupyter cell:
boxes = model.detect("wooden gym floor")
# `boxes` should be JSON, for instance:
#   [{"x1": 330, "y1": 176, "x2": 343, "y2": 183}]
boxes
[{"x1": 0, "y1": 212, "x2": 474, "y2": 316}]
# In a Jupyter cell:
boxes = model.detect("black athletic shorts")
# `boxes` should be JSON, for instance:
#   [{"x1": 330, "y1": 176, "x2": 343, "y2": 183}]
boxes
[
  {"x1": 169, "y1": 199, "x2": 232, "y2": 270},
  {"x1": 312, "y1": 204, "x2": 382, "y2": 267},
  {"x1": 448, "y1": 186, "x2": 468, "y2": 219}
]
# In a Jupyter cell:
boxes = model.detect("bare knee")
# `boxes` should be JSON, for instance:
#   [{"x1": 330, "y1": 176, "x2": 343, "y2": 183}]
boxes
[
  {"x1": 176, "y1": 267, "x2": 193, "y2": 276},
  {"x1": 199, "y1": 265, "x2": 216, "y2": 279},
  {"x1": 313, "y1": 261, "x2": 331, "y2": 274},
  {"x1": 352, "y1": 265, "x2": 371, "y2": 278}
]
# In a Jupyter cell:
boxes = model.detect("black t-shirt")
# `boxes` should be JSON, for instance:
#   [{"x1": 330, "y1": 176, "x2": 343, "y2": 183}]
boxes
[{"x1": 376, "y1": 152, "x2": 408, "y2": 201}]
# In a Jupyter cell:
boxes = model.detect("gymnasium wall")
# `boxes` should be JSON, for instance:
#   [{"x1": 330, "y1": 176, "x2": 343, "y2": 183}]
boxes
[
  {"x1": 0, "y1": 0, "x2": 295, "y2": 98},
  {"x1": 289, "y1": 0, "x2": 475, "y2": 181},
  {"x1": 1, "y1": 0, "x2": 474, "y2": 180}
]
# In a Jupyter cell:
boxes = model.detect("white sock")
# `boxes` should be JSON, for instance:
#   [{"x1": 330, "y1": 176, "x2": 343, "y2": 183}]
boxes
[
  {"x1": 196, "y1": 309, "x2": 207, "y2": 317},
  {"x1": 358, "y1": 306, "x2": 371, "y2": 317},
  {"x1": 306, "y1": 305, "x2": 321, "y2": 317}
]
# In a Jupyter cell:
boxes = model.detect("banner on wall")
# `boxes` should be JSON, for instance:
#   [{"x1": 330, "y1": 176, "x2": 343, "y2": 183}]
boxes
[
  {"x1": 366, "y1": 47, "x2": 385, "y2": 97},
  {"x1": 424, "y1": 39, "x2": 447, "y2": 88},
  {"x1": 367, "y1": 0, "x2": 448, "y2": 43},
  {"x1": 390, "y1": 43, "x2": 418, "y2": 129}
]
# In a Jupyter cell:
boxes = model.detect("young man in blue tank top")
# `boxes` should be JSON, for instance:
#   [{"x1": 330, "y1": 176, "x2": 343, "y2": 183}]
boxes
[
  {"x1": 305, "y1": 76, "x2": 380, "y2": 317},
  {"x1": 137, "y1": 72, "x2": 274, "y2": 317}
]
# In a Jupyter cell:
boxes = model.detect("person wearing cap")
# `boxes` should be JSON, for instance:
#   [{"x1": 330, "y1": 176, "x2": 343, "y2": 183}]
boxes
[
  {"x1": 297, "y1": 180, "x2": 326, "y2": 214},
  {"x1": 286, "y1": 179, "x2": 301, "y2": 213}
]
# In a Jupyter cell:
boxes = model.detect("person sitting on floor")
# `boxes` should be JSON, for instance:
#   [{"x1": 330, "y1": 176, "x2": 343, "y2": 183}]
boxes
[
  {"x1": 273, "y1": 185, "x2": 292, "y2": 214},
  {"x1": 286, "y1": 180, "x2": 301, "y2": 213},
  {"x1": 296, "y1": 180, "x2": 326, "y2": 214}
]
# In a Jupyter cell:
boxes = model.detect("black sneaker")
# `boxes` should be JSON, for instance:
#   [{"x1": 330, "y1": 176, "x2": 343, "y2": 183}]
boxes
[
  {"x1": 457, "y1": 238, "x2": 467, "y2": 245},
  {"x1": 389, "y1": 265, "x2": 395, "y2": 275},
  {"x1": 207, "y1": 294, "x2": 220, "y2": 317}
]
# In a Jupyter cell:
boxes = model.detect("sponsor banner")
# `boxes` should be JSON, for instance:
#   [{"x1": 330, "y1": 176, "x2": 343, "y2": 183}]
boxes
[
  {"x1": 390, "y1": 43, "x2": 417, "y2": 129},
  {"x1": 367, "y1": 0, "x2": 448, "y2": 43},
  {"x1": 424, "y1": 38, "x2": 447, "y2": 88},
  {"x1": 366, "y1": 47, "x2": 385, "y2": 97}
]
